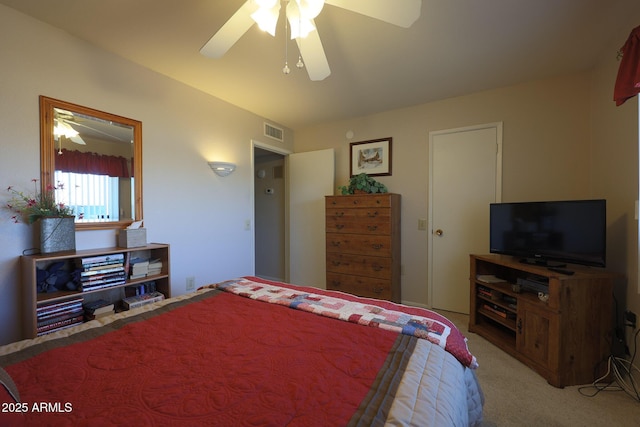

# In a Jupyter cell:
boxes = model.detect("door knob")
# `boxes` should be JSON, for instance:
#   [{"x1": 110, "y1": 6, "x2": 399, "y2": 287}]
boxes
[{"x1": 435, "y1": 229, "x2": 443, "y2": 236}]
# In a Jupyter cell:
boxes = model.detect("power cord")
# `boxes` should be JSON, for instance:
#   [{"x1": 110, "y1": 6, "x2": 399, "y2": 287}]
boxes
[{"x1": 579, "y1": 328, "x2": 640, "y2": 402}]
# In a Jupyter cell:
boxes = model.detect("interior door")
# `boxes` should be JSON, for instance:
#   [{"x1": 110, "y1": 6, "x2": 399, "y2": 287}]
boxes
[
  {"x1": 428, "y1": 123, "x2": 502, "y2": 313},
  {"x1": 288, "y1": 149, "x2": 334, "y2": 288}
]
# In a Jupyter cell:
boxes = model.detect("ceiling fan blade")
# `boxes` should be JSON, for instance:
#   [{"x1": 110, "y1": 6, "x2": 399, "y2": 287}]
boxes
[
  {"x1": 200, "y1": 0, "x2": 260, "y2": 58},
  {"x1": 325, "y1": 0, "x2": 421, "y2": 28},
  {"x1": 70, "y1": 135, "x2": 87, "y2": 145},
  {"x1": 296, "y1": 27, "x2": 331, "y2": 81}
]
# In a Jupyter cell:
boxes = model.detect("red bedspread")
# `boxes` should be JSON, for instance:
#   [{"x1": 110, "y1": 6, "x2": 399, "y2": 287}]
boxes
[{"x1": 1, "y1": 288, "x2": 403, "y2": 426}]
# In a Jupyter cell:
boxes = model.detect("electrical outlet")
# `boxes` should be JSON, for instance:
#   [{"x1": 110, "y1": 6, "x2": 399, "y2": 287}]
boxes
[
  {"x1": 186, "y1": 276, "x2": 195, "y2": 292},
  {"x1": 625, "y1": 310, "x2": 637, "y2": 329}
]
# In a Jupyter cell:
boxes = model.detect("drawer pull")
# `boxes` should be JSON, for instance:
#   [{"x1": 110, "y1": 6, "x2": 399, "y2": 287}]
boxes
[
  {"x1": 353, "y1": 200, "x2": 359, "y2": 205},
  {"x1": 367, "y1": 225, "x2": 378, "y2": 232},
  {"x1": 335, "y1": 224, "x2": 345, "y2": 230},
  {"x1": 331, "y1": 241, "x2": 341, "y2": 247},
  {"x1": 335, "y1": 211, "x2": 344, "y2": 218},
  {"x1": 373, "y1": 286, "x2": 384, "y2": 294},
  {"x1": 371, "y1": 244, "x2": 383, "y2": 250},
  {"x1": 371, "y1": 264, "x2": 383, "y2": 272},
  {"x1": 367, "y1": 211, "x2": 379, "y2": 218}
]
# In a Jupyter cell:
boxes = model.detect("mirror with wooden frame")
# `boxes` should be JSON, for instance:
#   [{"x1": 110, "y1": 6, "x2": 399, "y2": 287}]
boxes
[{"x1": 40, "y1": 96, "x2": 142, "y2": 230}]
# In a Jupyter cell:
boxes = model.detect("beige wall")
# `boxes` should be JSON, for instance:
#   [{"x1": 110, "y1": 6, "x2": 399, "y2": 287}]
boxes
[
  {"x1": 296, "y1": 24, "x2": 640, "y2": 343},
  {"x1": 590, "y1": 27, "x2": 639, "y2": 350},
  {"x1": 294, "y1": 74, "x2": 598, "y2": 307},
  {"x1": 294, "y1": 18, "x2": 640, "y2": 352}
]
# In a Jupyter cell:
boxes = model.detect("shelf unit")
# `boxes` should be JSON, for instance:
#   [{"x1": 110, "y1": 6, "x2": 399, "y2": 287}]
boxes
[
  {"x1": 21, "y1": 243, "x2": 170, "y2": 338},
  {"x1": 469, "y1": 254, "x2": 616, "y2": 388}
]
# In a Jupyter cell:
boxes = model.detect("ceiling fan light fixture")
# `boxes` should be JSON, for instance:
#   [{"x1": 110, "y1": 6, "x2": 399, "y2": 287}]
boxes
[
  {"x1": 297, "y1": 0, "x2": 325, "y2": 20},
  {"x1": 286, "y1": 1, "x2": 319, "y2": 39},
  {"x1": 251, "y1": 2, "x2": 281, "y2": 36},
  {"x1": 54, "y1": 121, "x2": 79, "y2": 138},
  {"x1": 201, "y1": 0, "x2": 420, "y2": 81},
  {"x1": 288, "y1": 17, "x2": 316, "y2": 39}
]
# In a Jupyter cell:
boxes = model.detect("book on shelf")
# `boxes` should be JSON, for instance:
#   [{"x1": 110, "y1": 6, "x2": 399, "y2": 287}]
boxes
[
  {"x1": 83, "y1": 299, "x2": 115, "y2": 315},
  {"x1": 37, "y1": 309, "x2": 84, "y2": 327},
  {"x1": 147, "y1": 258, "x2": 163, "y2": 275},
  {"x1": 477, "y1": 286, "x2": 492, "y2": 298},
  {"x1": 80, "y1": 266, "x2": 126, "y2": 277},
  {"x1": 122, "y1": 291, "x2": 164, "y2": 310},
  {"x1": 128, "y1": 257, "x2": 148, "y2": 279},
  {"x1": 476, "y1": 274, "x2": 505, "y2": 284},
  {"x1": 37, "y1": 297, "x2": 83, "y2": 316},
  {"x1": 81, "y1": 273, "x2": 127, "y2": 292},
  {"x1": 77, "y1": 253, "x2": 124, "y2": 268},
  {"x1": 37, "y1": 315, "x2": 84, "y2": 336},
  {"x1": 125, "y1": 281, "x2": 157, "y2": 297},
  {"x1": 82, "y1": 262, "x2": 125, "y2": 272},
  {"x1": 36, "y1": 302, "x2": 83, "y2": 319},
  {"x1": 482, "y1": 303, "x2": 516, "y2": 320},
  {"x1": 483, "y1": 303, "x2": 507, "y2": 318},
  {"x1": 85, "y1": 310, "x2": 115, "y2": 321},
  {"x1": 36, "y1": 297, "x2": 85, "y2": 334}
]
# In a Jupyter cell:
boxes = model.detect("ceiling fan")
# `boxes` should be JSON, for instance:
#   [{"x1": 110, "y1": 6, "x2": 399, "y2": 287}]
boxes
[
  {"x1": 200, "y1": 0, "x2": 422, "y2": 81},
  {"x1": 54, "y1": 108, "x2": 133, "y2": 149},
  {"x1": 54, "y1": 109, "x2": 87, "y2": 146}
]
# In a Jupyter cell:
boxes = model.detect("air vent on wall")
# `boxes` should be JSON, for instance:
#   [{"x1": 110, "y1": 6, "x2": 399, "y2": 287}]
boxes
[{"x1": 264, "y1": 122, "x2": 284, "y2": 142}]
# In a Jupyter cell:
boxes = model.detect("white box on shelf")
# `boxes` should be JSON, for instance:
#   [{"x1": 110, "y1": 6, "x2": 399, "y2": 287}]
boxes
[{"x1": 118, "y1": 228, "x2": 147, "y2": 248}]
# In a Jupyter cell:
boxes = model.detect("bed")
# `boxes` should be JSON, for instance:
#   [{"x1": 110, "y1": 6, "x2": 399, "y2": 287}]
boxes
[{"x1": 0, "y1": 276, "x2": 483, "y2": 426}]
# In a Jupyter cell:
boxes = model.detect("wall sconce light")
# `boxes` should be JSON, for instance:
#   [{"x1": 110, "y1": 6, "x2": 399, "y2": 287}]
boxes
[{"x1": 208, "y1": 161, "x2": 236, "y2": 177}]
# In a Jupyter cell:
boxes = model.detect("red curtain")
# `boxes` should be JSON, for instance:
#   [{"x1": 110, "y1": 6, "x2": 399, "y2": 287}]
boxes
[
  {"x1": 614, "y1": 25, "x2": 640, "y2": 106},
  {"x1": 56, "y1": 149, "x2": 132, "y2": 178}
]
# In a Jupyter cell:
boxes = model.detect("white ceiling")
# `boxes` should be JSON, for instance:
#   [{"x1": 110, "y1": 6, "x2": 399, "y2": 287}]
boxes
[{"x1": 2, "y1": 0, "x2": 639, "y2": 130}]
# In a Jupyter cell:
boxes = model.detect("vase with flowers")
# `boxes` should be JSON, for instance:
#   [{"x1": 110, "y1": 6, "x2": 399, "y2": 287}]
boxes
[{"x1": 6, "y1": 179, "x2": 76, "y2": 253}]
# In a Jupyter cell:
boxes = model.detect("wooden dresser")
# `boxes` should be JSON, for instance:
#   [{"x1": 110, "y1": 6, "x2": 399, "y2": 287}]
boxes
[{"x1": 325, "y1": 193, "x2": 401, "y2": 302}]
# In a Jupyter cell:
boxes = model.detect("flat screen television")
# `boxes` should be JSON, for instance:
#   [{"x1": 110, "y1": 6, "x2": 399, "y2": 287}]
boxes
[{"x1": 489, "y1": 199, "x2": 606, "y2": 268}]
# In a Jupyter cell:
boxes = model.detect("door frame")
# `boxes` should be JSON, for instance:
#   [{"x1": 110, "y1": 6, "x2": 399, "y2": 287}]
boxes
[
  {"x1": 427, "y1": 122, "x2": 503, "y2": 309},
  {"x1": 251, "y1": 139, "x2": 292, "y2": 280}
]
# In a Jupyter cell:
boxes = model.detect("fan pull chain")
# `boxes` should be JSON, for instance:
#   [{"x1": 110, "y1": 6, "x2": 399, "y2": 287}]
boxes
[
  {"x1": 296, "y1": 6, "x2": 304, "y2": 69},
  {"x1": 283, "y1": 1, "x2": 290, "y2": 74}
]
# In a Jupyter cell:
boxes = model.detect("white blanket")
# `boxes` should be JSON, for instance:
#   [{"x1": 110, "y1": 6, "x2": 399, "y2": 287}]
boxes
[{"x1": 387, "y1": 339, "x2": 484, "y2": 426}]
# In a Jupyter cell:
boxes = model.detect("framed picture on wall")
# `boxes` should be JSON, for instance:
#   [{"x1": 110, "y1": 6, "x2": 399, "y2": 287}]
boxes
[{"x1": 349, "y1": 137, "x2": 392, "y2": 177}]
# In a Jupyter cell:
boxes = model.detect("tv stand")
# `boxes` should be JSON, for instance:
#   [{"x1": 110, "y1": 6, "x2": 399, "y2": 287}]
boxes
[
  {"x1": 469, "y1": 254, "x2": 615, "y2": 387},
  {"x1": 519, "y1": 257, "x2": 566, "y2": 268}
]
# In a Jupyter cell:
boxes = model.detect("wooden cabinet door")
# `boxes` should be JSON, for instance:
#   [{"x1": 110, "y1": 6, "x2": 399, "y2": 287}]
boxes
[
  {"x1": 517, "y1": 300, "x2": 559, "y2": 382},
  {"x1": 517, "y1": 306, "x2": 550, "y2": 368}
]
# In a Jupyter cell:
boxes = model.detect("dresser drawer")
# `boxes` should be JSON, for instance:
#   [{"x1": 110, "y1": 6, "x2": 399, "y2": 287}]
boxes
[
  {"x1": 326, "y1": 233, "x2": 392, "y2": 257},
  {"x1": 326, "y1": 253, "x2": 392, "y2": 279},
  {"x1": 326, "y1": 273, "x2": 393, "y2": 300},
  {"x1": 326, "y1": 194, "x2": 391, "y2": 208},
  {"x1": 326, "y1": 207, "x2": 391, "y2": 221},
  {"x1": 326, "y1": 217, "x2": 391, "y2": 235}
]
